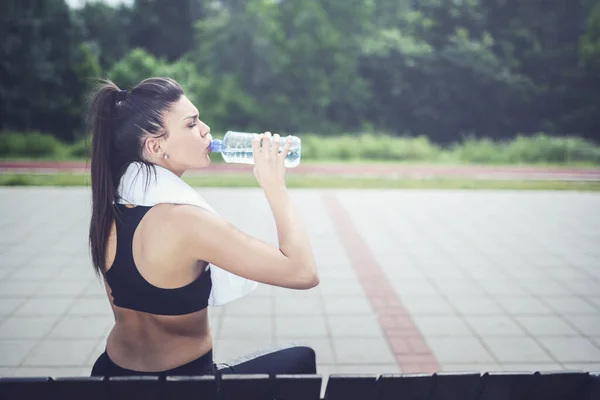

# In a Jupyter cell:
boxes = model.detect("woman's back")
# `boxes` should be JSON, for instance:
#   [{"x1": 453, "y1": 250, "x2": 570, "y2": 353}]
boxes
[{"x1": 103, "y1": 203, "x2": 213, "y2": 372}]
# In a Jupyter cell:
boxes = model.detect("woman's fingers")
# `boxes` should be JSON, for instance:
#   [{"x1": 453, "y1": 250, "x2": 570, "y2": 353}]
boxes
[
  {"x1": 252, "y1": 133, "x2": 263, "y2": 157},
  {"x1": 279, "y1": 136, "x2": 291, "y2": 164},
  {"x1": 272, "y1": 133, "x2": 281, "y2": 156}
]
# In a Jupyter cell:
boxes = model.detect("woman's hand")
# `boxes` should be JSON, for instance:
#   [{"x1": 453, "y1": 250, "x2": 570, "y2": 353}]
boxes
[{"x1": 252, "y1": 131, "x2": 291, "y2": 192}]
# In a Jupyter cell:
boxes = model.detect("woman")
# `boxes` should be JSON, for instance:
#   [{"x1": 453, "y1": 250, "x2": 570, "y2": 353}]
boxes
[{"x1": 87, "y1": 77, "x2": 319, "y2": 377}]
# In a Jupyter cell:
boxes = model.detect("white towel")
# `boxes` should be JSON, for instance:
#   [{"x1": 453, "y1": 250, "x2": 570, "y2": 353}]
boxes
[{"x1": 115, "y1": 161, "x2": 258, "y2": 306}]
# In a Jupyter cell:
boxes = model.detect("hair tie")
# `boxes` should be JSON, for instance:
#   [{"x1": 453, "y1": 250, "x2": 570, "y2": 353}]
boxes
[{"x1": 116, "y1": 89, "x2": 128, "y2": 102}]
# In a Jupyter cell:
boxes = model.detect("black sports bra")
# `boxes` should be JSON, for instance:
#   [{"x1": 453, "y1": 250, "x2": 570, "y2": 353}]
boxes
[{"x1": 105, "y1": 204, "x2": 212, "y2": 315}]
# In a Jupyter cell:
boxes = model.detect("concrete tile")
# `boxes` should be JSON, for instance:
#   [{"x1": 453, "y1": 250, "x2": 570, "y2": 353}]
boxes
[
  {"x1": 0, "y1": 268, "x2": 18, "y2": 280},
  {"x1": 514, "y1": 316, "x2": 581, "y2": 336},
  {"x1": 274, "y1": 287, "x2": 321, "y2": 299},
  {"x1": 0, "y1": 299, "x2": 25, "y2": 316},
  {"x1": 36, "y1": 281, "x2": 88, "y2": 297},
  {"x1": 10, "y1": 367, "x2": 82, "y2": 377},
  {"x1": 27, "y1": 254, "x2": 74, "y2": 268},
  {"x1": 395, "y1": 295, "x2": 455, "y2": 315},
  {"x1": 538, "y1": 338, "x2": 600, "y2": 363},
  {"x1": 327, "y1": 316, "x2": 385, "y2": 338},
  {"x1": 15, "y1": 298, "x2": 75, "y2": 316},
  {"x1": 496, "y1": 297, "x2": 554, "y2": 315},
  {"x1": 220, "y1": 316, "x2": 272, "y2": 339},
  {"x1": 319, "y1": 281, "x2": 365, "y2": 297},
  {"x1": 322, "y1": 297, "x2": 374, "y2": 315},
  {"x1": 482, "y1": 337, "x2": 554, "y2": 363},
  {"x1": 275, "y1": 297, "x2": 323, "y2": 316},
  {"x1": 0, "y1": 367, "x2": 15, "y2": 377},
  {"x1": 480, "y1": 280, "x2": 528, "y2": 296},
  {"x1": 500, "y1": 363, "x2": 565, "y2": 372},
  {"x1": 0, "y1": 253, "x2": 32, "y2": 269},
  {"x1": 561, "y1": 279, "x2": 600, "y2": 296},
  {"x1": 83, "y1": 280, "x2": 107, "y2": 296},
  {"x1": 441, "y1": 364, "x2": 502, "y2": 373},
  {"x1": 464, "y1": 316, "x2": 527, "y2": 336},
  {"x1": 275, "y1": 316, "x2": 328, "y2": 338},
  {"x1": 8, "y1": 266, "x2": 59, "y2": 281},
  {"x1": 0, "y1": 341, "x2": 38, "y2": 366},
  {"x1": 317, "y1": 363, "x2": 400, "y2": 375},
  {"x1": 382, "y1": 266, "x2": 427, "y2": 279},
  {"x1": 519, "y1": 280, "x2": 572, "y2": 296},
  {"x1": 434, "y1": 279, "x2": 487, "y2": 296},
  {"x1": 425, "y1": 337, "x2": 495, "y2": 364},
  {"x1": 545, "y1": 268, "x2": 589, "y2": 280},
  {"x1": 411, "y1": 315, "x2": 473, "y2": 336},
  {"x1": 562, "y1": 363, "x2": 600, "y2": 371},
  {"x1": 52, "y1": 266, "x2": 97, "y2": 282},
  {"x1": 0, "y1": 281, "x2": 44, "y2": 297},
  {"x1": 563, "y1": 315, "x2": 600, "y2": 336},
  {"x1": 221, "y1": 297, "x2": 272, "y2": 316},
  {"x1": 0, "y1": 316, "x2": 59, "y2": 339},
  {"x1": 68, "y1": 298, "x2": 112, "y2": 315},
  {"x1": 333, "y1": 338, "x2": 396, "y2": 364},
  {"x1": 587, "y1": 297, "x2": 600, "y2": 310},
  {"x1": 48, "y1": 316, "x2": 113, "y2": 339},
  {"x1": 447, "y1": 296, "x2": 504, "y2": 315},
  {"x1": 22, "y1": 340, "x2": 98, "y2": 367},
  {"x1": 544, "y1": 297, "x2": 599, "y2": 314},
  {"x1": 392, "y1": 280, "x2": 440, "y2": 296}
]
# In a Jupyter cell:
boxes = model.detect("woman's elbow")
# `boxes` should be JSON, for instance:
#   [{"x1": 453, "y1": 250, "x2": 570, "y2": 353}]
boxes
[{"x1": 297, "y1": 269, "x2": 319, "y2": 289}]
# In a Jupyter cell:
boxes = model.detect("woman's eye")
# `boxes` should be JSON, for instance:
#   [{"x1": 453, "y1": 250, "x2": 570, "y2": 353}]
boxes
[{"x1": 189, "y1": 123, "x2": 197, "y2": 128}]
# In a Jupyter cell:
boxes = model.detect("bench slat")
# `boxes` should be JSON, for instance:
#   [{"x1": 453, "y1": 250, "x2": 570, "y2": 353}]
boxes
[
  {"x1": 375, "y1": 374, "x2": 433, "y2": 400},
  {"x1": 430, "y1": 372, "x2": 481, "y2": 400},
  {"x1": 324, "y1": 375, "x2": 378, "y2": 400},
  {"x1": 220, "y1": 374, "x2": 271, "y2": 400},
  {"x1": 54, "y1": 376, "x2": 108, "y2": 400},
  {"x1": 0, "y1": 377, "x2": 55, "y2": 400},
  {"x1": 528, "y1": 371, "x2": 591, "y2": 400},
  {"x1": 165, "y1": 376, "x2": 217, "y2": 400},
  {"x1": 585, "y1": 372, "x2": 600, "y2": 400},
  {"x1": 108, "y1": 376, "x2": 163, "y2": 400},
  {"x1": 273, "y1": 374, "x2": 321, "y2": 400},
  {"x1": 478, "y1": 372, "x2": 537, "y2": 400}
]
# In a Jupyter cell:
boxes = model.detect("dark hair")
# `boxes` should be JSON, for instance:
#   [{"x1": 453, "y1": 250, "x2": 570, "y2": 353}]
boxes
[{"x1": 87, "y1": 77, "x2": 184, "y2": 277}]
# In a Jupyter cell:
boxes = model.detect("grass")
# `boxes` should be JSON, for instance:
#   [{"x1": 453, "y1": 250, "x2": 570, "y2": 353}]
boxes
[
  {"x1": 2, "y1": 172, "x2": 599, "y2": 191},
  {"x1": 2, "y1": 131, "x2": 600, "y2": 166}
]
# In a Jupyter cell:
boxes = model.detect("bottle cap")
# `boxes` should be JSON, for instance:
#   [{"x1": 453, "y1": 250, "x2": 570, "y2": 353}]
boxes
[{"x1": 209, "y1": 139, "x2": 223, "y2": 152}]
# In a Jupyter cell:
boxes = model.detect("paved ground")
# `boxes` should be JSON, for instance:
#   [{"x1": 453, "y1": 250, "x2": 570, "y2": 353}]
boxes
[
  {"x1": 1, "y1": 187, "x2": 599, "y2": 384},
  {"x1": 2, "y1": 160, "x2": 600, "y2": 180}
]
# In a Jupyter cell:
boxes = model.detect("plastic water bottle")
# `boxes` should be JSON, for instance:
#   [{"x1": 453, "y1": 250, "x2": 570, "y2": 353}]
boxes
[{"x1": 210, "y1": 131, "x2": 301, "y2": 168}]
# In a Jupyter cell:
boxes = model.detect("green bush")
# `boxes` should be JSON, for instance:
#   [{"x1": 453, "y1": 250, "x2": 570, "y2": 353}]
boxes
[
  {"x1": 1, "y1": 130, "x2": 599, "y2": 166},
  {"x1": 69, "y1": 138, "x2": 91, "y2": 158},
  {"x1": 505, "y1": 134, "x2": 600, "y2": 164},
  {"x1": 0, "y1": 132, "x2": 63, "y2": 157}
]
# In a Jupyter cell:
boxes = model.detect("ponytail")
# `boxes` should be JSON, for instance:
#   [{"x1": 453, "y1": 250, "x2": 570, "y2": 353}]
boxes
[
  {"x1": 87, "y1": 79, "x2": 121, "y2": 277},
  {"x1": 86, "y1": 77, "x2": 184, "y2": 277}
]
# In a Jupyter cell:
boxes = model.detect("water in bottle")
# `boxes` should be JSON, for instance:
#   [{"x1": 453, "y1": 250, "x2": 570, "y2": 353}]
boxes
[{"x1": 209, "y1": 131, "x2": 301, "y2": 168}]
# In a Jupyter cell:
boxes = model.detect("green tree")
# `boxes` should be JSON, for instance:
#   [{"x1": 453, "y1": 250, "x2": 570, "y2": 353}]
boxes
[
  {"x1": 74, "y1": 1, "x2": 132, "y2": 71},
  {"x1": 128, "y1": 0, "x2": 205, "y2": 61},
  {"x1": 0, "y1": 0, "x2": 101, "y2": 141}
]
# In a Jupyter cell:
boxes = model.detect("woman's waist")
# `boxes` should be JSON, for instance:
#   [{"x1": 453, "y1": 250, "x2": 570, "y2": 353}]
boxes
[{"x1": 106, "y1": 325, "x2": 213, "y2": 372}]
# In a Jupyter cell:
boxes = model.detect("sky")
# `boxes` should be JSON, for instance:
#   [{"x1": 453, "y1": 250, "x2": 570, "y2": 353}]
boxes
[{"x1": 66, "y1": 0, "x2": 133, "y2": 8}]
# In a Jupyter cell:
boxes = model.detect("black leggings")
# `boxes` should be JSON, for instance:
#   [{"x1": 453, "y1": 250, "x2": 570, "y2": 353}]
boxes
[{"x1": 91, "y1": 344, "x2": 316, "y2": 377}]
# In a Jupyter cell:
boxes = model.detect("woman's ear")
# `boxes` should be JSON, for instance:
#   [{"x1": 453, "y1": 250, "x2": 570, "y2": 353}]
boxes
[{"x1": 143, "y1": 135, "x2": 166, "y2": 161}]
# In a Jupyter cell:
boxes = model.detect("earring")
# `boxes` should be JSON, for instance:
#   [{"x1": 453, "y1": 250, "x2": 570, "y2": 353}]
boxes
[{"x1": 163, "y1": 153, "x2": 168, "y2": 160}]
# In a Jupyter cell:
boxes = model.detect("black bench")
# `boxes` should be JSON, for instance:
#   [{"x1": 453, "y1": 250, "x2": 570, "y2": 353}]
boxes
[{"x1": 1, "y1": 371, "x2": 598, "y2": 399}]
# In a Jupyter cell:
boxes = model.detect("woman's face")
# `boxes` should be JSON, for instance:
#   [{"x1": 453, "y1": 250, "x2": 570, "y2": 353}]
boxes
[{"x1": 147, "y1": 95, "x2": 213, "y2": 175}]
